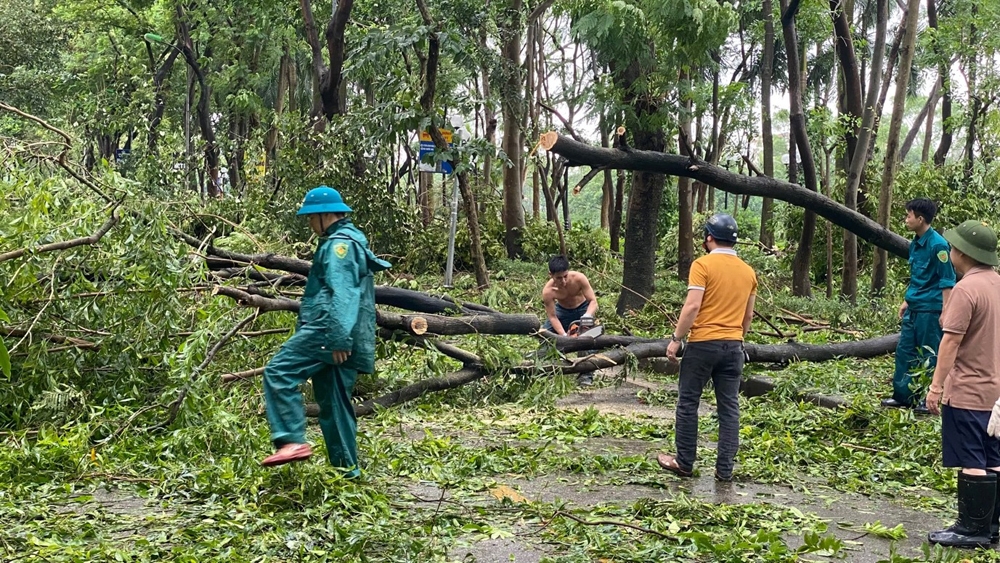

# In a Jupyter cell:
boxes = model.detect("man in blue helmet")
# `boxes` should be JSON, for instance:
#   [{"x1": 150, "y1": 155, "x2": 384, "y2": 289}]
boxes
[
  {"x1": 657, "y1": 213, "x2": 757, "y2": 482},
  {"x1": 260, "y1": 186, "x2": 391, "y2": 477}
]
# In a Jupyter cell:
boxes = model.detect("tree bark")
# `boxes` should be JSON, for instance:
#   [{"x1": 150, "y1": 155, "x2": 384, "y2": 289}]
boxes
[
  {"x1": 610, "y1": 170, "x2": 624, "y2": 253},
  {"x1": 323, "y1": 0, "x2": 354, "y2": 118},
  {"x1": 378, "y1": 311, "x2": 539, "y2": 336},
  {"x1": 538, "y1": 132, "x2": 910, "y2": 258},
  {"x1": 871, "y1": 0, "x2": 921, "y2": 294},
  {"x1": 606, "y1": 50, "x2": 667, "y2": 313},
  {"x1": 830, "y1": 0, "x2": 863, "y2": 165},
  {"x1": 500, "y1": 0, "x2": 526, "y2": 258},
  {"x1": 677, "y1": 70, "x2": 695, "y2": 282},
  {"x1": 616, "y1": 105, "x2": 666, "y2": 313},
  {"x1": 841, "y1": 0, "x2": 887, "y2": 302},
  {"x1": 781, "y1": 0, "x2": 820, "y2": 297},
  {"x1": 759, "y1": 0, "x2": 776, "y2": 248}
]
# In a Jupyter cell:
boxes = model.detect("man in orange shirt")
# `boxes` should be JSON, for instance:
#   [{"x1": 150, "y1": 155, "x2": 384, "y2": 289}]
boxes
[
  {"x1": 925, "y1": 220, "x2": 1000, "y2": 548},
  {"x1": 657, "y1": 214, "x2": 757, "y2": 482}
]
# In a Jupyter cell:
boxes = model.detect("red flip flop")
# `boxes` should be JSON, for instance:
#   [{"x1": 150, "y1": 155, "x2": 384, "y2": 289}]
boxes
[
  {"x1": 656, "y1": 453, "x2": 693, "y2": 477},
  {"x1": 261, "y1": 443, "x2": 313, "y2": 467}
]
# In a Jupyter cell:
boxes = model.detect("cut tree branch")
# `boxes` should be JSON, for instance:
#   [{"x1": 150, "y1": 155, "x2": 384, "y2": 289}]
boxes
[
  {"x1": 539, "y1": 132, "x2": 910, "y2": 258},
  {"x1": 175, "y1": 230, "x2": 497, "y2": 314},
  {"x1": 0, "y1": 206, "x2": 121, "y2": 264}
]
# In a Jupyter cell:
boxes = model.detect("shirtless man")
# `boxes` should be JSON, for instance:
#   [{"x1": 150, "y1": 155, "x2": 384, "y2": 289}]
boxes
[
  {"x1": 542, "y1": 255, "x2": 599, "y2": 336},
  {"x1": 541, "y1": 255, "x2": 599, "y2": 386}
]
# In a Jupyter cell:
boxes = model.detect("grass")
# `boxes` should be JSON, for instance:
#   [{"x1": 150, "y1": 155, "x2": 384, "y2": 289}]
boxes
[{"x1": 3, "y1": 259, "x2": 987, "y2": 562}]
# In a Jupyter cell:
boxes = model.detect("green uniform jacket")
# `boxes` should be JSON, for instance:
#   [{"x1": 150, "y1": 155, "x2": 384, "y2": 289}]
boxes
[
  {"x1": 286, "y1": 218, "x2": 391, "y2": 373},
  {"x1": 904, "y1": 228, "x2": 955, "y2": 312}
]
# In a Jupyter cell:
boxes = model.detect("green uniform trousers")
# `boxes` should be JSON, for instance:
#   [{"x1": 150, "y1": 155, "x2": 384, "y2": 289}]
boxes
[
  {"x1": 892, "y1": 310, "x2": 942, "y2": 406},
  {"x1": 264, "y1": 345, "x2": 360, "y2": 478}
]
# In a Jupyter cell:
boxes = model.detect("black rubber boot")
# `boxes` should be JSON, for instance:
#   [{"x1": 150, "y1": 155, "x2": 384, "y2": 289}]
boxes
[
  {"x1": 988, "y1": 470, "x2": 1000, "y2": 543},
  {"x1": 928, "y1": 472, "x2": 996, "y2": 548}
]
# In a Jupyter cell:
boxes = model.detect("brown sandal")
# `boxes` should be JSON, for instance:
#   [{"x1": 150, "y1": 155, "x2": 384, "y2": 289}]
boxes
[{"x1": 656, "y1": 453, "x2": 693, "y2": 477}]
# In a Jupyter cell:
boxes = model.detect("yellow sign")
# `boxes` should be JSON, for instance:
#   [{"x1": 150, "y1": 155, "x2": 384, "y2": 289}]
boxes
[{"x1": 419, "y1": 129, "x2": 452, "y2": 143}]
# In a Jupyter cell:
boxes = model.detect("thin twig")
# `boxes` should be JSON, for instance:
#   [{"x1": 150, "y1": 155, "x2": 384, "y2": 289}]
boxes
[
  {"x1": 753, "y1": 311, "x2": 785, "y2": 338},
  {"x1": 10, "y1": 258, "x2": 60, "y2": 353}
]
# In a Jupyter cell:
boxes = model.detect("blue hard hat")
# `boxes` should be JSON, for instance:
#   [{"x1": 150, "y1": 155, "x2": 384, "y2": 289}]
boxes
[
  {"x1": 296, "y1": 186, "x2": 352, "y2": 215},
  {"x1": 704, "y1": 213, "x2": 738, "y2": 243}
]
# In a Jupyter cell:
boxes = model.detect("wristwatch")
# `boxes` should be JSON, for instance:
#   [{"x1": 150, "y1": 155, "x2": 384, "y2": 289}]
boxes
[{"x1": 670, "y1": 334, "x2": 683, "y2": 343}]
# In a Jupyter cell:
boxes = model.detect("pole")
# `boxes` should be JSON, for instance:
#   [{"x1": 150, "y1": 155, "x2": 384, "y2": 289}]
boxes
[{"x1": 444, "y1": 174, "x2": 460, "y2": 287}]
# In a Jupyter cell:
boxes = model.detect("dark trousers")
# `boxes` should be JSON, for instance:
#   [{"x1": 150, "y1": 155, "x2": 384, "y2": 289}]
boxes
[
  {"x1": 675, "y1": 340, "x2": 745, "y2": 476},
  {"x1": 892, "y1": 309, "x2": 942, "y2": 405},
  {"x1": 542, "y1": 300, "x2": 590, "y2": 332},
  {"x1": 264, "y1": 345, "x2": 360, "y2": 478}
]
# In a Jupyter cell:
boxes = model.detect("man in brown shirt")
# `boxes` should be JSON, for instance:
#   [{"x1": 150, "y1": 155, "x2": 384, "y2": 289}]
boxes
[{"x1": 925, "y1": 220, "x2": 1000, "y2": 548}]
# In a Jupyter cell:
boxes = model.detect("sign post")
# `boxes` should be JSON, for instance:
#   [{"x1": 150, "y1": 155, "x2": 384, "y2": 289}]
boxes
[
  {"x1": 443, "y1": 175, "x2": 460, "y2": 288},
  {"x1": 418, "y1": 125, "x2": 461, "y2": 288}
]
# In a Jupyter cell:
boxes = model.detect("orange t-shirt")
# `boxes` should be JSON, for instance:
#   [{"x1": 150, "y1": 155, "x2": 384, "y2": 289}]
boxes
[{"x1": 687, "y1": 249, "x2": 757, "y2": 342}]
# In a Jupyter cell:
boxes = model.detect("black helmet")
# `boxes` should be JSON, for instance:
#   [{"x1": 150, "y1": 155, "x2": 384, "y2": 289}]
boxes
[{"x1": 704, "y1": 213, "x2": 738, "y2": 243}]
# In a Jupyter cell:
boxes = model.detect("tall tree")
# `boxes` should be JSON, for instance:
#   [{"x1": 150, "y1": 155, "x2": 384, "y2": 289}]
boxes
[
  {"x1": 781, "y1": 0, "x2": 820, "y2": 297},
  {"x1": 759, "y1": 0, "x2": 776, "y2": 248},
  {"x1": 871, "y1": 0, "x2": 921, "y2": 293},
  {"x1": 841, "y1": 0, "x2": 887, "y2": 302},
  {"x1": 499, "y1": 0, "x2": 527, "y2": 257}
]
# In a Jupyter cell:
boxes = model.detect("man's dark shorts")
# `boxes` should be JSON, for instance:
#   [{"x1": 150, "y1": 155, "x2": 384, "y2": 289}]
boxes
[
  {"x1": 543, "y1": 300, "x2": 590, "y2": 332},
  {"x1": 942, "y1": 404, "x2": 1000, "y2": 469}
]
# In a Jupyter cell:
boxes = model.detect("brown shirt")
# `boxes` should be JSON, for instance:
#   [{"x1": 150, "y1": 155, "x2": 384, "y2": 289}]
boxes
[{"x1": 942, "y1": 267, "x2": 1000, "y2": 411}]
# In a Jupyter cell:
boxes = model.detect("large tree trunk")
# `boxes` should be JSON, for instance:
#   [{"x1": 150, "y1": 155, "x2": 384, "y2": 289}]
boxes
[
  {"x1": 677, "y1": 70, "x2": 695, "y2": 282},
  {"x1": 759, "y1": 0, "x2": 776, "y2": 248},
  {"x1": 841, "y1": 0, "x2": 887, "y2": 303},
  {"x1": 345, "y1": 334, "x2": 901, "y2": 418},
  {"x1": 538, "y1": 132, "x2": 910, "y2": 258},
  {"x1": 871, "y1": 0, "x2": 921, "y2": 294},
  {"x1": 781, "y1": 0, "x2": 819, "y2": 297},
  {"x1": 614, "y1": 55, "x2": 666, "y2": 313},
  {"x1": 617, "y1": 156, "x2": 666, "y2": 313},
  {"x1": 830, "y1": 0, "x2": 863, "y2": 165},
  {"x1": 500, "y1": 0, "x2": 526, "y2": 258},
  {"x1": 322, "y1": 0, "x2": 353, "y2": 118}
]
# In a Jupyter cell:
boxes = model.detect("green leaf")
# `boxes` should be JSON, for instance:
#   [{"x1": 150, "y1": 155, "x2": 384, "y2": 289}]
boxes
[{"x1": 0, "y1": 337, "x2": 9, "y2": 379}]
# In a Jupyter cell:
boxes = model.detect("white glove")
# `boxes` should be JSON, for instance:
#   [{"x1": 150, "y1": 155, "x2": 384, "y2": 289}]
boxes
[{"x1": 988, "y1": 397, "x2": 1000, "y2": 438}]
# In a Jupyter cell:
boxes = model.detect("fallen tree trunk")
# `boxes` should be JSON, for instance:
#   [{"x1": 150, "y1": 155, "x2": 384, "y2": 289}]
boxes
[
  {"x1": 178, "y1": 230, "x2": 499, "y2": 315},
  {"x1": 214, "y1": 286, "x2": 539, "y2": 336},
  {"x1": 377, "y1": 311, "x2": 540, "y2": 336},
  {"x1": 538, "y1": 132, "x2": 910, "y2": 258},
  {"x1": 343, "y1": 336, "x2": 900, "y2": 417},
  {"x1": 744, "y1": 334, "x2": 898, "y2": 362}
]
